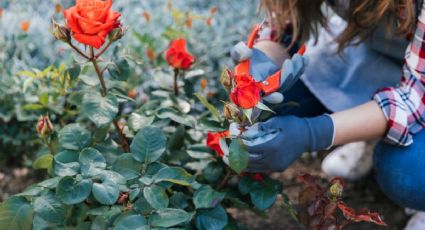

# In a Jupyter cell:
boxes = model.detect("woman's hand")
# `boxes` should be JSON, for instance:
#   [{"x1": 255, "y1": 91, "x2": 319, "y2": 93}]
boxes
[{"x1": 240, "y1": 115, "x2": 335, "y2": 172}]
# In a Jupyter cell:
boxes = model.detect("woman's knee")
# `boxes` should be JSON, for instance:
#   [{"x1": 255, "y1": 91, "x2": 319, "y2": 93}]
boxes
[{"x1": 373, "y1": 135, "x2": 425, "y2": 211}]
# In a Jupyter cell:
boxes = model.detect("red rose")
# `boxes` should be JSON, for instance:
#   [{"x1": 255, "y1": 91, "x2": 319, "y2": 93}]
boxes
[
  {"x1": 206, "y1": 131, "x2": 229, "y2": 157},
  {"x1": 230, "y1": 74, "x2": 261, "y2": 109},
  {"x1": 64, "y1": 0, "x2": 121, "y2": 49},
  {"x1": 165, "y1": 39, "x2": 195, "y2": 70}
]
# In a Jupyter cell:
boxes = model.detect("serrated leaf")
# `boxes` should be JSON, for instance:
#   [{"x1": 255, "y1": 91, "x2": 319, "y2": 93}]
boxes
[
  {"x1": 194, "y1": 93, "x2": 221, "y2": 121},
  {"x1": 195, "y1": 205, "x2": 228, "y2": 230},
  {"x1": 58, "y1": 124, "x2": 91, "y2": 151},
  {"x1": 229, "y1": 138, "x2": 249, "y2": 174},
  {"x1": 112, "y1": 153, "x2": 143, "y2": 180},
  {"x1": 92, "y1": 179, "x2": 120, "y2": 205},
  {"x1": 108, "y1": 59, "x2": 131, "y2": 81},
  {"x1": 0, "y1": 197, "x2": 33, "y2": 230},
  {"x1": 53, "y1": 150, "x2": 80, "y2": 177},
  {"x1": 193, "y1": 186, "x2": 225, "y2": 209},
  {"x1": 82, "y1": 92, "x2": 118, "y2": 128},
  {"x1": 56, "y1": 177, "x2": 92, "y2": 205},
  {"x1": 130, "y1": 126, "x2": 166, "y2": 163},
  {"x1": 150, "y1": 208, "x2": 193, "y2": 228},
  {"x1": 114, "y1": 215, "x2": 148, "y2": 230},
  {"x1": 143, "y1": 185, "x2": 169, "y2": 210},
  {"x1": 153, "y1": 167, "x2": 194, "y2": 186},
  {"x1": 33, "y1": 192, "x2": 66, "y2": 224}
]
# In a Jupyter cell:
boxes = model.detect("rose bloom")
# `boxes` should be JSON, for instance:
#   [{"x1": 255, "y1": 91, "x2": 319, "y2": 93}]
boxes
[
  {"x1": 206, "y1": 131, "x2": 229, "y2": 157},
  {"x1": 64, "y1": 0, "x2": 121, "y2": 49},
  {"x1": 165, "y1": 39, "x2": 195, "y2": 70},
  {"x1": 230, "y1": 74, "x2": 261, "y2": 109}
]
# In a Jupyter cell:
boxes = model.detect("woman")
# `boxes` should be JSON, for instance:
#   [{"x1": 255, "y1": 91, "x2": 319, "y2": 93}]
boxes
[{"x1": 231, "y1": 0, "x2": 425, "y2": 228}]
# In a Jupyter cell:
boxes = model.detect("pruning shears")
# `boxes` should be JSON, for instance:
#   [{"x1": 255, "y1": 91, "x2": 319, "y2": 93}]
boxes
[{"x1": 234, "y1": 23, "x2": 306, "y2": 95}]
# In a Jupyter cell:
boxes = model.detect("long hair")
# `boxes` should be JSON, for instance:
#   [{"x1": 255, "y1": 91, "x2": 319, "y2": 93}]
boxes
[{"x1": 260, "y1": 0, "x2": 416, "y2": 52}]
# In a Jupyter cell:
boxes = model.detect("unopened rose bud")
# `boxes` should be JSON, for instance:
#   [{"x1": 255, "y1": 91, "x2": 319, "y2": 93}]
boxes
[
  {"x1": 52, "y1": 21, "x2": 70, "y2": 42},
  {"x1": 224, "y1": 103, "x2": 241, "y2": 121},
  {"x1": 109, "y1": 27, "x2": 126, "y2": 43},
  {"x1": 329, "y1": 177, "x2": 345, "y2": 199},
  {"x1": 36, "y1": 115, "x2": 54, "y2": 138},
  {"x1": 220, "y1": 68, "x2": 232, "y2": 91}
]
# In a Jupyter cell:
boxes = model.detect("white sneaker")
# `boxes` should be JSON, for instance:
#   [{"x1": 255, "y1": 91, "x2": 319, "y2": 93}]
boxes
[
  {"x1": 321, "y1": 141, "x2": 375, "y2": 181},
  {"x1": 404, "y1": 212, "x2": 425, "y2": 230}
]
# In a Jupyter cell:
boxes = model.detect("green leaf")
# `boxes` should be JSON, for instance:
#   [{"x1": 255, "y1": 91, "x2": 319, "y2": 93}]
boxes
[
  {"x1": 256, "y1": 102, "x2": 275, "y2": 114},
  {"x1": 112, "y1": 153, "x2": 143, "y2": 180},
  {"x1": 242, "y1": 109, "x2": 253, "y2": 124},
  {"x1": 195, "y1": 205, "x2": 228, "y2": 230},
  {"x1": 203, "y1": 162, "x2": 224, "y2": 183},
  {"x1": 92, "y1": 179, "x2": 120, "y2": 205},
  {"x1": 0, "y1": 197, "x2": 33, "y2": 230},
  {"x1": 228, "y1": 139, "x2": 249, "y2": 174},
  {"x1": 143, "y1": 185, "x2": 169, "y2": 210},
  {"x1": 150, "y1": 208, "x2": 193, "y2": 228},
  {"x1": 128, "y1": 113, "x2": 155, "y2": 132},
  {"x1": 82, "y1": 92, "x2": 118, "y2": 128},
  {"x1": 153, "y1": 167, "x2": 194, "y2": 186},
  {"x1": 33, "y1": 192, "x2": 66, "y2": 224},
  {"x1": 238, "y1": 176, "x2": 255, "y2": 195},
  {"x1": 79, "y1": 148, "x2": 107, "y2": 177},
  {"x1": 38, "y1": 177, "x2": 60, "y2": 189},
  {"x1": 130, "y1": 126, "x2": 167, "y2": 163},
  {"x1": 133, "y1": 197, "x2": 153, "y2": 215},
  {"x1": 169, "y1": 192, "x2": 189, "y2": 209},
  {"x1": 156, "y1": 108, "x2": 196, "y2": 127},
  {"x1": 58, "y1": 124, "x2": 91, "y2": 151},
  {"x1": 53, "y1": 150, "x2": 80, "y2": 177},
  {"x1": 193, "y1": 186, "x2": 225, "y2": 209},
  {"x1": 16, "y1": 186, "x2": 44, "y2": 197},
  {"x1": 22, "y1": 103, "x2": 44, "y2": 111},
  {"x1": 56, "y1": 177, "x2": 92, "y2": 205},
  {"x1": 108, "y1": 59, "x2": 131, "y2": 81},
  {"x1": 250, "y1": 179, "x2": 279, "y2": 210},
  {"x1": 65, "y1": 63, "x2": 81, "y2": 81},
  {"x1": 114, "y1": 215, "x2": 148, "y2": 230},
  {"x1": 194, "y1": 93, "x2": 221, "y2": 121},
  {"x1": 17, "y1": 70, "x2": 37, "y2": 78},
  {"x1": 33, "y1": 154, "x2": 53, "y2": 170}
]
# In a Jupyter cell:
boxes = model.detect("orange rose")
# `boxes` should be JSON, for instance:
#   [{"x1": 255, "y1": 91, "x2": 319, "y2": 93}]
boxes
[
  {"x1": 206, "y1": 131, "x2": 229, "y2": 157},
  {"x1": 230, "y1": 74, "x2": 261, "y2": 109},
  {"x1": 64, "y1": 0, "x2": 121, "y2": 49},
  {"x1": 165, "y1": 39, "x2": 195, "y2": 70}
]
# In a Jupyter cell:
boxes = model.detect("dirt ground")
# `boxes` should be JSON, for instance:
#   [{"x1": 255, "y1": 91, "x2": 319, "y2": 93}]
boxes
[
  {"x1": 0, "y1": 156, "x2": 408, "y2": 230},
  {"x1": 229, "y1": 157, "x2": 409, "y2": 230}
]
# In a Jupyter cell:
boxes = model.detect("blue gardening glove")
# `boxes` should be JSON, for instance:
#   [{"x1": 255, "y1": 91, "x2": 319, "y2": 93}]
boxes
[
  {"x1": 241, "y1": 115, "x2": 335, "y2": 172},
  {"x1": 230, "y1": 42, "x2": 308, "y2": 104}
]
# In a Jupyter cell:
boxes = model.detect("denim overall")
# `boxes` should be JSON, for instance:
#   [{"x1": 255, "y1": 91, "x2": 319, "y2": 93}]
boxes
[{"x1": 283, "y1": 1, "x2": 425, "y2": 210}]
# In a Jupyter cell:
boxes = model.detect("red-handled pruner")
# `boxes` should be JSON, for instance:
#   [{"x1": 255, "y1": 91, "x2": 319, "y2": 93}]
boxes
[{"x1": 234, "y1": 24, "x2": 306, "y2": 95}]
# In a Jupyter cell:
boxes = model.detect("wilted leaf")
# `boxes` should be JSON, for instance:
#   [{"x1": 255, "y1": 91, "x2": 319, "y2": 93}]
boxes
[{"x1": 153, "y1": 167, "x2": 194, "y2": 186}]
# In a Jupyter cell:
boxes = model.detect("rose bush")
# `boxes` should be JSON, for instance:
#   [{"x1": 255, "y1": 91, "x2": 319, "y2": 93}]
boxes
[{"x1": 0, "y1": 1, "x2": 387, "y2": 230}]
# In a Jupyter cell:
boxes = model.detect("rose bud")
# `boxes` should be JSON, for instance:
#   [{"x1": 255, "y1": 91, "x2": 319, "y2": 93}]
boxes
[
  {"x1": 329, "y1": 177, "x2": 345, "y2": 199},
  {"x1": 36, "y1": 115, "x2": 54, "y2": 138},
  {"x1": 109, "y1": 27, "x2": 126, "y2": 43},
  {"x1": 52, "y1": 21, "x2": 70, "y2": 42},
  {"x1": 223, "y1": 103, "x2": 241, "y2": 121},
  {"x1": 220, "y1": 68, "x2": 232, "y2": 91}
]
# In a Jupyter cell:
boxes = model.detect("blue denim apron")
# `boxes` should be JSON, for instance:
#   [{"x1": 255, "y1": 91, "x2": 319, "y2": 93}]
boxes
[{"x1": 301, "y1": 0, "x2": 422, "y2": 112}]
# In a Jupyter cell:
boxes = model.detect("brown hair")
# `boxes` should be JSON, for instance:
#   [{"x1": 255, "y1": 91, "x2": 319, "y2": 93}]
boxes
[{"x1": 260, "y1": 0, "x2": 416, "y2": 51}]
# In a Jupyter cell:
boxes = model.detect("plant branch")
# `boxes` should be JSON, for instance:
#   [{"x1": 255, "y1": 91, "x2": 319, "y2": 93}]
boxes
[
  {"x1": 173, "y1": 68, "x2": 180, "y2": 96},
  {"x1": 67, "y1": 41, "x2": 90, "y2": 59},
  {"x1": 89, "y1": 47, "x2": 130, "y2": 153},
  {"x1": 95, "y1": 41, "x2": 112, "y2": 59},
  {"x1": 113, "y1": 120, "x2": 130, "y2": 152},
  {"x1": 216, "y1": 168, "x2": 233, "y2": 191}
]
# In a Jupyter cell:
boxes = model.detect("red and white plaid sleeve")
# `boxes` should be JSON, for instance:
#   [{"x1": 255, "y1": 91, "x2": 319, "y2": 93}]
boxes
[{"x1": 373, "y1": 4, "x2": 425, "y2": 146}]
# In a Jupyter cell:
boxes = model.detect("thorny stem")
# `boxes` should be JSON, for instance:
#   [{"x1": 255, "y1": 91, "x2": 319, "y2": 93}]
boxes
[
  {"x1": 68, "y1": 41, "x2": 91, "y2": 60},
  {"x1": 89, "y1": 47, "x2": 130, "y2": 153},
  {"x1": 173, "y1": 68, "x2": 180, "y2": 96}
]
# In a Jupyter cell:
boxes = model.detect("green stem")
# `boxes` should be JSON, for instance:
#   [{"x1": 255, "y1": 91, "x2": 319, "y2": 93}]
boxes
[{"x1": 90, "y1": 47, "x2": 130, "y2": 153}]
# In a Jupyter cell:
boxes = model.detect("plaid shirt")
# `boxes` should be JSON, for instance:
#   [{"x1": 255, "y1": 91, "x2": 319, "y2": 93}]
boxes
[{"x1": 373, "y1": 6, "x2": 425, "y2": 146}]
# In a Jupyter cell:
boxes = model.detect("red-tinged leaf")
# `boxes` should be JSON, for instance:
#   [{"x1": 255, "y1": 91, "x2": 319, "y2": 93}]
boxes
[{"x1": 337, "y1": 201, "x2": 387, "y2": 226}]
